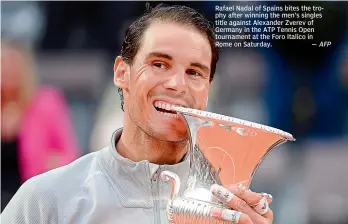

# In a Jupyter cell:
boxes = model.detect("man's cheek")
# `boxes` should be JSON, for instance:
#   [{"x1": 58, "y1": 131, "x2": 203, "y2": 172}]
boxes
[
  {"x1": 196, "y1": 94, "x2": 209, "y2": 110},
  {"x1": 200, "y1": 89, "x2": 210, "y2": 109},
  {"x1": 203, "y1": 96, "x2": 209, "y2": 109}
]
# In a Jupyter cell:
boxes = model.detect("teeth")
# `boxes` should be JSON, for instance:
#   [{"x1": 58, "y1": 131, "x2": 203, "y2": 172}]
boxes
[
  {"x1": 154, "y1": 101, "x2": 182, "y2": 110},
  {"x1": 160, "y1": 111, "x2": 179, "y2": 119},
  {"x1": 153, "y1": 101, "x2": 184, "y2": 119}
]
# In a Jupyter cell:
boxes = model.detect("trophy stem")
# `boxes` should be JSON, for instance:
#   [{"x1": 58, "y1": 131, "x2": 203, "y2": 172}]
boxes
[
  {"x1": 179, "y1": 114, "x2": 212, "y2": 169},
  {"x1": 178, "y1": 113, "x2": 223, "y2": 203}
]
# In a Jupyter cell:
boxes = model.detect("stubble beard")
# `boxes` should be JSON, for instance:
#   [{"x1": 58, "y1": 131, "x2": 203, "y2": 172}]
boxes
[{"x1": 128, "y1": 101, "x2": 189, "y2": 150}]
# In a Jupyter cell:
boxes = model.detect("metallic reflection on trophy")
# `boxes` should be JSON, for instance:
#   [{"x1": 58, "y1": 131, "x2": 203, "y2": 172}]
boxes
[{"x1": 161, "y1": 107, "x2": 295, "y2": 224}]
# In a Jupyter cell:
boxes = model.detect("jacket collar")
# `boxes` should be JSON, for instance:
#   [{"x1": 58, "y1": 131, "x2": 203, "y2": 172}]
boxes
[{"x1": 98, "y1": 128, "x2": 190, "y2": 208}]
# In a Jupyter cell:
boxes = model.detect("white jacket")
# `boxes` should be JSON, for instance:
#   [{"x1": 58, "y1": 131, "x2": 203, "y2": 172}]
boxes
[{"x1": 1, "y1": 128, "x2": 190, "y2": 224}]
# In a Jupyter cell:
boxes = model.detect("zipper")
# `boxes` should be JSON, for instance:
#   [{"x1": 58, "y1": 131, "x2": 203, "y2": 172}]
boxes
[{"x1": 151, "y1": 167, "x2": 161, "y2": 224}]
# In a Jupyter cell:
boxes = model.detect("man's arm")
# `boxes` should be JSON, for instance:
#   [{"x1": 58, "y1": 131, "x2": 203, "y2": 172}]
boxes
[{"x1": 1, "y1": 177, "x2": 58, "y2": 224}]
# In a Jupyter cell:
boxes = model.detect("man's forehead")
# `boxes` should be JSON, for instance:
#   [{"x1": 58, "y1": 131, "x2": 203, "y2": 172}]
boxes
[
  {"x1": 143, "y1": 22, "x2": 205, "y2": 44},
  {"x1": 138, "y1": 21, "x2": 212, "y2": 63}
]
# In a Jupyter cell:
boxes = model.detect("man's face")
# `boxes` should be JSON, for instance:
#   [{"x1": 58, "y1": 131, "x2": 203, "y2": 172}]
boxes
[{"x1": 115, "y1": 22, "x2": 212, "y2": 141}]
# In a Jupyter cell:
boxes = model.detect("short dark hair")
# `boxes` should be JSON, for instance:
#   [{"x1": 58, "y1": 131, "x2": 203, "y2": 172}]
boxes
[{"x1": 118, "y1": 3, "x2": 219, "y2": 111}]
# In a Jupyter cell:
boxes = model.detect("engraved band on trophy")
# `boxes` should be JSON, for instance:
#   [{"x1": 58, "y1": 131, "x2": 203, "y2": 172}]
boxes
[{"x1": 161, "y1": 106, "x2": 295, "y2": 223}]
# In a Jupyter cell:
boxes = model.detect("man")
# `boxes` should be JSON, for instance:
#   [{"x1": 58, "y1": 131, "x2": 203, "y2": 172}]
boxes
[{"x1": 2, "y1": 4, "x2": 274, "y2": 224}]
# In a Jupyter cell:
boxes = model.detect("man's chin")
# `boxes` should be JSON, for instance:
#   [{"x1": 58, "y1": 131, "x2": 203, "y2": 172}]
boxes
[
  {"x1": 151, "y1": 129, "x2": 189, "y2": 142},
  {"x1": 162, "y1": 135, "x2": 189, "y2": 143}
]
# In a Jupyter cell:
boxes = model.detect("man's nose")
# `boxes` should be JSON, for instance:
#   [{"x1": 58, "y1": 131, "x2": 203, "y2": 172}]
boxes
[{"x1": 163, "y1": 71, "x2": 187, "y2": 92}]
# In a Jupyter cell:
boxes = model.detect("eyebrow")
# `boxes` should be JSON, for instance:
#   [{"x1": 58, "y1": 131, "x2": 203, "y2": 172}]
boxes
[
  {"x1": 146, "y1": 51, "x2": 210, "y2": 72},
  {"x1": 146, "y1": 52, "x2": 172, "y2": 60},
  {"x1": 190, "y1": 62, "x2": 210, "y2": 73}
]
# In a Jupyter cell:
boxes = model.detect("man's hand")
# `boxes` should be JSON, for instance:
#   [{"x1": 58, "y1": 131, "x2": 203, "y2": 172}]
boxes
[{"x1": 210, "y1": 184, "x2": 273, "y2": 224}]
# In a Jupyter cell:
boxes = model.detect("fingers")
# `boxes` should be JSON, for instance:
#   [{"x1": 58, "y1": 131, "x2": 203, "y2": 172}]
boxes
[
  {"x1": 228, "y1": 185, "x2": 273, "y2": 206},
  {"x1": 210, "y1": 207, "x2": 252, "y2": 224},
  {"x1": 263, "y1": 206, "x2": 274, "y2": 220},
  {"x1": 211, "y1": 184, "x2": 273, "y2": 221},
  {"x1": 251, "y1": 196, "x2": 270, "y2": 216},
  {"x1": 261, "y1": 192, "x2": 273, "y2": 205},
  {"x1": 210, "y1": 184, "x2": 256, "y2": 216},
  {"x1": 228, "y1": 185, "x2": 263, "y2": 206}
]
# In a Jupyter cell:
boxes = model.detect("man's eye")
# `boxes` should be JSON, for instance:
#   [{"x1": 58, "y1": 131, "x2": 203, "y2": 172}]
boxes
[
  {"x1": 187, "y1": 69, "x2": 202, "y2": 77},
  {"x1": 153, "y1": 62, "x2": 168, "y2": 69}
]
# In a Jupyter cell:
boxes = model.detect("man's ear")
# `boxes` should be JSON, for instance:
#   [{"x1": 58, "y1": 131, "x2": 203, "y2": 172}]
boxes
[{"x1": 114, "y1": 56, "x2": 129, "y2": 89}]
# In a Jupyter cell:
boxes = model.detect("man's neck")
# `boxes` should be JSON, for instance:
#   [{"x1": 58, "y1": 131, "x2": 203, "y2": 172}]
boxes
[{"x1": 116, "y1": 120, "x2": 188, "y2": 165}]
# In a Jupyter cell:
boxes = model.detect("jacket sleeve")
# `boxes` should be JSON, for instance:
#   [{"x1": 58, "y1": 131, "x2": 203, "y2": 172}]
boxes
[{"x1": 1, "y1": 177, "x2": 58, "y2": 224}]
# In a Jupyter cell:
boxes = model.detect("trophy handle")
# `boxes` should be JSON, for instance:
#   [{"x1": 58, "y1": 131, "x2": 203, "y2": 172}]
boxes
[{"x1": 161, "y1": 171, "x2": 181, "y2": 200}]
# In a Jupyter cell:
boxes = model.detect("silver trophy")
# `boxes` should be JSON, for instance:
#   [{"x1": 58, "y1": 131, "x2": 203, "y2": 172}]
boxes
[{"x1": 161, "y1": 107, "x2": 295, "y2": 223}]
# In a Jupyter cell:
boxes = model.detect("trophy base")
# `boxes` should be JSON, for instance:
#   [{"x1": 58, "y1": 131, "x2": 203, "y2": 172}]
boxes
[{"x1": 167, "y1": 197, "x2": 232, "y2": 224}]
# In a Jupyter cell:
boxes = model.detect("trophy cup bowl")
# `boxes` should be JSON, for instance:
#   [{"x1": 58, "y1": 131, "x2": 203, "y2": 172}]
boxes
[{"x1": 160, "y1": 107, "x2": 295, "y2": 224}]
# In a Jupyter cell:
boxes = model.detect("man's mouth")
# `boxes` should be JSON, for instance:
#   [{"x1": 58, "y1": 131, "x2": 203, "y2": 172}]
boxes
[{"x1": 153, "y1": 101, "x2": 183, "y2": 118}]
